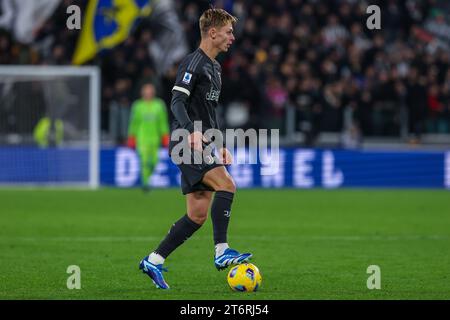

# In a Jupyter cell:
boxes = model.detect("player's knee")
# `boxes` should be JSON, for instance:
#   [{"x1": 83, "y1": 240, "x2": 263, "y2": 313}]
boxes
[
  {"x1": 187, "y1": 210, "x2": 208, "y2": 225},
  {"x1": 219, "y1": 177, "x2": 236, "y2": 193}
]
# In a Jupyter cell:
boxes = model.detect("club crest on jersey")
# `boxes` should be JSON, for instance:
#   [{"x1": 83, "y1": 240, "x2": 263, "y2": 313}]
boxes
[{"x1": 182, "y1": 72, "x2": 192, "y2": 84}]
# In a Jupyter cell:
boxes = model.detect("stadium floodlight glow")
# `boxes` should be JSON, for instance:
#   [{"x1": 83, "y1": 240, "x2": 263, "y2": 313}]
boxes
[{"x1": 0, "y1": 66, "x2": 100, "y2": 189}]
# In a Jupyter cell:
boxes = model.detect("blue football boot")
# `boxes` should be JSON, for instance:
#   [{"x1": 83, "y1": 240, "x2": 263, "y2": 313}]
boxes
[
  {"x1": 214, "y1": 248, "x2": 252, "y2": 271},
  {"x1": 139, "y1": 256, "x2": 170, "y2": 289}
]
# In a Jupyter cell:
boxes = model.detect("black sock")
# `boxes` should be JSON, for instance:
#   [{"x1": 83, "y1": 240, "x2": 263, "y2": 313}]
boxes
[
  {"x1": 211, "y1": 191, "x2": 234, "y2": 245},
  {"x1": 155, "y1": 214, "x2": 202, "y2": 258}
]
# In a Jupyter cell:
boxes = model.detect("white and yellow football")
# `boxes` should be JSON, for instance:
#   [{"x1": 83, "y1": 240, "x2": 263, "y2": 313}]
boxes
[{"x1": 227, "y1": 263, "x2": 262, "y2": 292}]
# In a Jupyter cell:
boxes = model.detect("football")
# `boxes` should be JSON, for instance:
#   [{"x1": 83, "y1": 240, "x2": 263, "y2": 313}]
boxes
[{"x1": 227, "y1": 263, "x2": 262, "y2": 292}]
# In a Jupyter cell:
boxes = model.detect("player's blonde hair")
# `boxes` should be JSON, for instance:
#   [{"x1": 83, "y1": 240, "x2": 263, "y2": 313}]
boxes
[{"x1": 199, "y1": 8, "x2": 237, "y2": 37}]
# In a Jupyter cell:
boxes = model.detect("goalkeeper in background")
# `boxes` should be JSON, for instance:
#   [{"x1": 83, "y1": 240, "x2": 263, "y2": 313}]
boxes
[{"x1": 127, "y1": 83, "x2": 169, "y2": 191}]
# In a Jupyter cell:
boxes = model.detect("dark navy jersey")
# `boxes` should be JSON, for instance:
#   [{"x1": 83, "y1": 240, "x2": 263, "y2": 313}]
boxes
[{"x1": 170, "y1": 48, "x2": 222, "y2": 133}]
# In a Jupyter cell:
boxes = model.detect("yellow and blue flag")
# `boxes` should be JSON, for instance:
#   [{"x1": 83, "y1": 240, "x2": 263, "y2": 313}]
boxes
[{"x1": 72, "y1": 0, "x2": 152, "y2": 65}]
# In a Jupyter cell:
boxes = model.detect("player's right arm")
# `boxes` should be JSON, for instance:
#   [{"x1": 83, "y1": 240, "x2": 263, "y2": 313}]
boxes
[
  {"x1": 157, "y1": 100, "x2": 170, "y2": 147},
  {"x1": 171, "y1": 56, "x2": 205, "y2": 151}
]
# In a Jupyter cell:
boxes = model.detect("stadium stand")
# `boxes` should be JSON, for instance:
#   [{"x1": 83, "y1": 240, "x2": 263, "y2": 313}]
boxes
[{"x1": 0, "y1": 0, "x2": 449, "y2": 147}]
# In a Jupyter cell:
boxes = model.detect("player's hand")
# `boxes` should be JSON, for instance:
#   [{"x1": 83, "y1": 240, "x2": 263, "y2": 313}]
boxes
[
  {"x1": 219, "y1": 147, "x2": 233, "y2": 165},
  {"x1": 188, "y1": 131, "x2": 207, "y2": 152},
  {"x1": 161, "y1": 134, "x2": 169, "y2": 148},
  {"x1": 127, "y1": 136, "x2": 136, "y2": 149}
]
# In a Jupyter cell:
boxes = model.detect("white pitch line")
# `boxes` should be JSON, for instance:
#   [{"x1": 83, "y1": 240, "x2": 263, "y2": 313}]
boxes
[{"x1": 0, "y1": 235, "x2": 448, "y2": 243}]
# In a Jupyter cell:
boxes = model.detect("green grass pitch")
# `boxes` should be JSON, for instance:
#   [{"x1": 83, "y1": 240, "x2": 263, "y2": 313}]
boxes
[{"x1": 0, "y1": 188, "x2": 449, "y2": 300}]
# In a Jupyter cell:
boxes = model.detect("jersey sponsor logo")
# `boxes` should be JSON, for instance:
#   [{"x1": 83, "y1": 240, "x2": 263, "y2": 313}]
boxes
[
  {"x1": 182, "y1": 72, "x2": 192, "y2": 84},
  {"x1": 206, "y1": 87, "x2": 220, "y2": 102}
]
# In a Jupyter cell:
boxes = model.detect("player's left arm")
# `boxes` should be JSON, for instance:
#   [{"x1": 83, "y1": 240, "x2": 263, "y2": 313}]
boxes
[{"x1": 127, "y1": 102, "x2": 139, "y2": 149}]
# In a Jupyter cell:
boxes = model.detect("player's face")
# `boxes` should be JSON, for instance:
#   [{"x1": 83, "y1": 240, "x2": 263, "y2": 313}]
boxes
[
  {"x1": 213, "y1": 23, "x2": 235, "y2": 52},
  {"x1": 141, "y1": 84, "x2": 155, "y2": 100}
]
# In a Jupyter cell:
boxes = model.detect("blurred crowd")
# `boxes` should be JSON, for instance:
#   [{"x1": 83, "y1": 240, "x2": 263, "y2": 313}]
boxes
[
  {"x1": 1, "y1": 0, "x2": 449, "y2": 146},
  {"x1": 209, "y1": 0, "x2": 450, "y2": 146}
]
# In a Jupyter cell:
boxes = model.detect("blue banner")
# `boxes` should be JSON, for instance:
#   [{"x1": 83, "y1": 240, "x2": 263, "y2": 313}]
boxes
[
  {"x1": 0, "y1": 147, "x2": 449, "y2": 188},
  {"x1": 101, "y1": 147, "x2": 450, "y2": 189},
  {"x1": 0, "y1": 147, "x2": 89, "y2": 183}
]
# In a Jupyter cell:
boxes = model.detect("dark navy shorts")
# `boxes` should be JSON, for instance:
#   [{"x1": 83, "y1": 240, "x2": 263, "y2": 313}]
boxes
[{"x1": 175, "y1": 147, "x2": 224, "y2": 195}]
